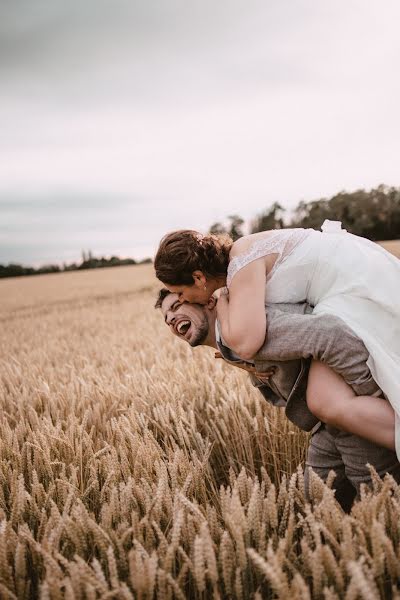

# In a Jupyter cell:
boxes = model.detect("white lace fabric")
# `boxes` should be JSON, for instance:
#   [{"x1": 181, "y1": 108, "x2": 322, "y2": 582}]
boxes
[{"x1": 226, "y1": 228, "x2": 311, "y2": 287}]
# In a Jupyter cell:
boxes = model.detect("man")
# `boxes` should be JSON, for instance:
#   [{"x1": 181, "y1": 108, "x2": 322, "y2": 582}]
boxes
[{"x1": 156, "y1": 289, "x2": 400, "y2": 512}]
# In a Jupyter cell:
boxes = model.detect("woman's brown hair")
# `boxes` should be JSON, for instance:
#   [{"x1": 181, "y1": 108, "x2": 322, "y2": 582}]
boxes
[{"x1": 154, "y1": 230, "x2": 233, "y2": 285}]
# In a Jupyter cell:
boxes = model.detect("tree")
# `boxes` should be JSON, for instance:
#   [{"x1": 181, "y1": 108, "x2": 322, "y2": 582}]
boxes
[
  {"x1": 209, "y1": 215, "x2": 244, "y2": 240},
  {"x1": 290, "y1": 198, "x2": 331, "y2": 230},
  {"x1": 250, "y1": 202, "x2": 285, "y2": 233},
  {"x1": 289, "y1": 185, "x2": 400, "y2": 240},
  {"x1": 227, "y1": 214, "x2": 244, "y2": 241},
  {"x1": 209, "y1": 222, "x2": 227, "y2": 236}
]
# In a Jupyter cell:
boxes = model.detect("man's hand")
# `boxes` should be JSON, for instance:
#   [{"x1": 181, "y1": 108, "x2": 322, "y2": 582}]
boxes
[
  {"x1": 253, "y1": 368, "x2": 276, "y2": 382},
  {"x1": 215, "y1": 352, "x2": 275, "y2": 380}
]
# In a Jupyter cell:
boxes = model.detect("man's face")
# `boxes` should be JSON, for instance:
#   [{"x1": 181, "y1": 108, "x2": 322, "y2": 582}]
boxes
[{"x1": 161, "y1": 293, "x2": 210, "y2": 347}]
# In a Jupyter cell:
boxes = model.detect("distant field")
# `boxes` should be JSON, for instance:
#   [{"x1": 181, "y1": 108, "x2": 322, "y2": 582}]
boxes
[
  {"x1": 0, "y1": 246, "x2": 399, "y2": 598},
  {"x1": 378, "y1": 238, "x2": 400, "y2": 258}
]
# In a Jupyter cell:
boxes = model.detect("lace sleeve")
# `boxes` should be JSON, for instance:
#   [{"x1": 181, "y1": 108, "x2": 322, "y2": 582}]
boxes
[{"x1": 226, "y1": 229, "x2": 311, "y2": 287}]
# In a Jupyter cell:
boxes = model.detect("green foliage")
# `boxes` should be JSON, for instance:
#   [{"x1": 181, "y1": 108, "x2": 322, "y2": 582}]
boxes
[
  {"x1": 289, "y1": 185, "x2": 400, "y2": 240},
  {"x1": 250, "y1": 202, "x2": 285, "y2": 233},
  {"x1": 209, "y1": 222, "x2": 227, "y2": 236},
  {"x1": 209, "y1": 214, "x2": 245, "y2": 241},
  {"x1": 228, "y1": 214, "x2": 245, "y2": 241},
  {"x1": 0, "y1": 253, "x2": 142, "y2": 279},
  {"x1": 221, "y1": 185, "x2": 400, "y2": 241}
]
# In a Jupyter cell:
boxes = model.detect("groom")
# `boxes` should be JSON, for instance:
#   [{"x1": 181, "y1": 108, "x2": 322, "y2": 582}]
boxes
[{"x1": 156, "y1": 289, "x2": 400, "y2": 512}]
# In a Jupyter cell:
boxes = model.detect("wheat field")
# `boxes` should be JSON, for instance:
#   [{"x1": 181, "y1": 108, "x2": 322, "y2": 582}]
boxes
[{"x1": 1, "y1": 261, "x2": 400, "y2": 599}]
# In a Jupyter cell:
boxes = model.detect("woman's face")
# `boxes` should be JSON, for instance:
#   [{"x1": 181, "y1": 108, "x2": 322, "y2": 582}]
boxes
[{"x1": 166, "y1": 274, "x2": 211, "y2": 305}]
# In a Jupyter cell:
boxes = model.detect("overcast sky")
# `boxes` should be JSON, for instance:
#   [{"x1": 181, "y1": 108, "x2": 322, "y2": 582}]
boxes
[{"x1": 1, "y1": 0, "x2": 399, "y2": 266}]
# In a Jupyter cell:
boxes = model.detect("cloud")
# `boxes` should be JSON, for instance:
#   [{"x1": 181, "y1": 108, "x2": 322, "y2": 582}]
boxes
[{"x1": 0, "y1": 0, "x2": 399, "y2": 264}]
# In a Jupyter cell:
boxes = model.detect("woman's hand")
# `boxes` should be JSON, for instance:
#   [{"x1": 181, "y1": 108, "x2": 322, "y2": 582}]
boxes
[
  {"x1": 216, "y1": 287, "x2": 229, "y2": 326},
  {"x1": 253, "y1": 368, "x2": 276, "y2": 382},
  {"x1": 216, "y1": 286, "x2": 229, "y2": 300},
  {"x1": 214, "y1": 351, "x2": 275, "y2": 379}
]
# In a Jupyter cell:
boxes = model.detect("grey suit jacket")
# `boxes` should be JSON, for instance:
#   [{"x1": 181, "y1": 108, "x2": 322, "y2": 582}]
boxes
[{"x1": 217, "y1": 303, "x2": 380, "y2": 432}]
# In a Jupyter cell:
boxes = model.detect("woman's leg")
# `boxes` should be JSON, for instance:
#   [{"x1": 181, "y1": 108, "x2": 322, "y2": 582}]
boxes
[{"x1": 306, "y1": 361, "x2": 395, "y2": 450}]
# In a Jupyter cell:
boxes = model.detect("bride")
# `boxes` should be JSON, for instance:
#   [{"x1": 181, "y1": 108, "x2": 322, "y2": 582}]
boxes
[{"x1": 154, "y1": 221, "x2": 400, "y2": 459}]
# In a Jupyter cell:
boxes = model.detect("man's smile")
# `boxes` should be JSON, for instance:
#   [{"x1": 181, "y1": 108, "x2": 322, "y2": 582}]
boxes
[{"x1": 174, "y1": 318, "x2": 192, "y2": 337}]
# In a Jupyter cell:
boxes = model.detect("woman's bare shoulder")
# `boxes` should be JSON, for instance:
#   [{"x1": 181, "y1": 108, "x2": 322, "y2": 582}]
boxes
[{"x1": 229, "y1": 231, "x2": 273, "y2": 258}]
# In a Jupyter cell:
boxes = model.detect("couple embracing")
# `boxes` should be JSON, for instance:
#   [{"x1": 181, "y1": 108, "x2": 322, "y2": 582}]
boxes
[{"x1": 153, "y1": 221, "x2": 400, "y2": 510}]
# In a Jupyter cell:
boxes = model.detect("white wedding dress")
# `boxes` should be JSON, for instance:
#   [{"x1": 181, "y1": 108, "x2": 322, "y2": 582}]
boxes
[{"x1": 227, "y1": 221, "x2": 400, "y2": 459}]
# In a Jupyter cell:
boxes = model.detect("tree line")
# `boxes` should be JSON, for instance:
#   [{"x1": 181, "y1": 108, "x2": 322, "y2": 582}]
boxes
[
  {"x1": 210, "y1": 184, "x2": 400, "y2": 241},
  {"x1": 2, "y1": 184, "x2": 399, "y2": 279},
  {"x1": 0, "y1": 250, "x2": 151, "y2": 279}
]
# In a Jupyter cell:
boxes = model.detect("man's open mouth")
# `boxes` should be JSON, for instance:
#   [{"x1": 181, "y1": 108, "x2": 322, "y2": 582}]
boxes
[{"x1": 176, "y1": 320, "x2": 191, "y2": 335}]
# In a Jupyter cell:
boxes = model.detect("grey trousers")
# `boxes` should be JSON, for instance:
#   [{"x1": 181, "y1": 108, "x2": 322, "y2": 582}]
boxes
[{"x1": 304, "y1": 423, "x2": 400, "y2": 512}]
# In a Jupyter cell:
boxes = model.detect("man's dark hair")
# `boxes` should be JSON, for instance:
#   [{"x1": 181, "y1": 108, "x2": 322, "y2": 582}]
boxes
[{"x1": 154, "y1": 287, "x2": 171, "y2": 309}]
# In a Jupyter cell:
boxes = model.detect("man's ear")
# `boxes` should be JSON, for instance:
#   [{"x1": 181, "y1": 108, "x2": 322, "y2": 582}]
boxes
[{"x1": 207, "y1": 295, "x2": 217, "y2": 310}]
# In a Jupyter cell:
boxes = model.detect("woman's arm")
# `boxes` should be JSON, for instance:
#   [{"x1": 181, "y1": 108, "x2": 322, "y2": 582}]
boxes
[{"x1": 216, "y1": 257, "x2": 267, "y2": 360}]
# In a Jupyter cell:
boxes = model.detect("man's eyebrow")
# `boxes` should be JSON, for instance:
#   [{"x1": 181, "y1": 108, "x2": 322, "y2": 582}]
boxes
[{"x1": 171, "y1": 300, "x2": 181, "y2": 310}]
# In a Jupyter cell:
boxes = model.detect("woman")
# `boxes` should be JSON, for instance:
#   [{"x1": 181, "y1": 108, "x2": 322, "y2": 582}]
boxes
[{"x1": 154, "y1": 222, "x2": 400, "y2": 458}]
